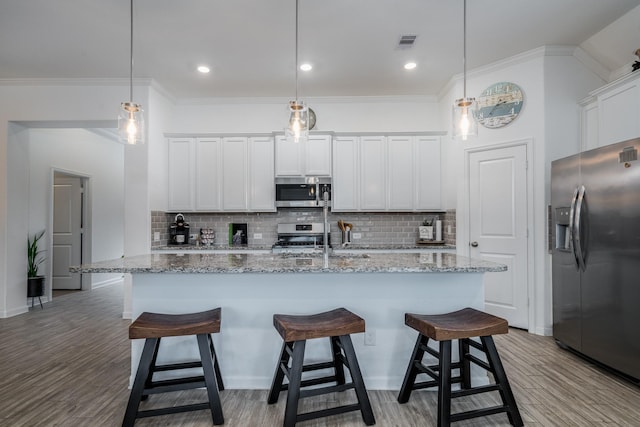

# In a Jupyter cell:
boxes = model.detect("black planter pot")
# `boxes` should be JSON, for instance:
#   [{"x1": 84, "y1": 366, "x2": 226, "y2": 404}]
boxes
[{"x1": 27, "y1": 276, "x2": 44, "y2": 309}]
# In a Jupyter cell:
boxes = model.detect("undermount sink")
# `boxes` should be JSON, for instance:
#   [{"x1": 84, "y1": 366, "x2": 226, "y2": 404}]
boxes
[{"x1": 278, "y1": 252, "x2": 371, "y2": 259}]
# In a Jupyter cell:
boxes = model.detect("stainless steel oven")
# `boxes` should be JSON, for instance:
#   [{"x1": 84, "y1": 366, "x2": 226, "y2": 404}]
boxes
[
  {"x1": 271, "y1": 223, "x2": 331, "y2": 253},
  {"x1": 275, "y1": 177, "x2": 331, "y2": 208}
]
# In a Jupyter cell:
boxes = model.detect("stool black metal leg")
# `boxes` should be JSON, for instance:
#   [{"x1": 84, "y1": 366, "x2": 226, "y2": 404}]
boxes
[
  {"x1": 437, "y1": 340, "x2": 452, "y2": 427},
  {"x1": 481, "y1": 336, "x2": 524, "y2": 427},
  {"x1": 398, "y1": 333, "x2": 429, "y2": 403},
  {"x1": 208, "y1": 334, "x2": 225, "y2": 391},
  {"x1": 140, "y1": 337, "x2": 161, "y2": 401},
  {"x1": 267, "y1": 341, "x2": 291, "y2": 404},
  {"x1": 459, "y1": 338, "x2": 471, "y2": 389},
  {"x1": 339, "y1": 335, "x2": 376, "y2": 426},
  {"x1": 330, "y1": 336, "x2": 346, "y2": 385},
  {"x1": 122, "y1": 338, "x2": 158, "y2": 427},
  {"x1": 284, "y1": 340, "x2": 306, "y2": 427},
  {"x1": 197, "y1": 333, "x2": 224, "y2": 425}
]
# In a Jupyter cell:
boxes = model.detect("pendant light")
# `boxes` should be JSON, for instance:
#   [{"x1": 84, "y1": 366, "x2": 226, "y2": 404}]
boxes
[
  {"x1": 285, "y1": 0, "x2": 309, "y2": 143},
  {"x1": 451, "y1": 0, "x2": 477, "y2": 141},
  {"x1": 118, "y1": 0, "x2": 144, "y2": 145}
]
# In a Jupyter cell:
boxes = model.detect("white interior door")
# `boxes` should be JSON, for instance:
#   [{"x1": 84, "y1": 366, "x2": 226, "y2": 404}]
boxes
[
  {"x1": 53, "y1": 174, "x2": 83, "y2": 290},
  {"x1": 468, "y1": 144, "x2": 529, "y2": 328}
]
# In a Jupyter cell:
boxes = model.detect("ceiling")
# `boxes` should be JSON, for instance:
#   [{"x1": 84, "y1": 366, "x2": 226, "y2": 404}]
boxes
[{"x1": 1, "y1": 0, "x2": 639, "y2": 100}]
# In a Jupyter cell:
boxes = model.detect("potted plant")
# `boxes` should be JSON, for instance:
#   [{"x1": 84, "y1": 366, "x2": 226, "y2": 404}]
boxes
[{"x1": 27, "y1": 230, "x2": 46, "y2": 308}]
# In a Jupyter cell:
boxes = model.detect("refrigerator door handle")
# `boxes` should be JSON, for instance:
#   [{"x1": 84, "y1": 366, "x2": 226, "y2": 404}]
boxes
[
  {"x1": 568, "y1": 186, "x2": 580, "y2": 268},
  {"x1": 574, "y1": 185, "x2": 587, "y2": 271}
]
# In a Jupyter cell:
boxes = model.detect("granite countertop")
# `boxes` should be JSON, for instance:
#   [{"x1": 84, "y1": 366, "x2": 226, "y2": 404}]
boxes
[
  {"x1": 152, "y1": 243, "x2": 456, "y2": 251},
  {"x1": 70, "y1": 252, "x2": 505, "y2": 274}
]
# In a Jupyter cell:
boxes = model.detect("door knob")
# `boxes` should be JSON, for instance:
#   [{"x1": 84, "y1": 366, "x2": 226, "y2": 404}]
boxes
[{"x1": 470, "y1": 241, "x2": 479, "y2": 247}]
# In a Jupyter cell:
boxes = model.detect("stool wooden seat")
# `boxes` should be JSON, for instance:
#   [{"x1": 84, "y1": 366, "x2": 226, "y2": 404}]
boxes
[
  {"x1": 122, "y1": 308, "x2": 224, "y2": 427},
  {"x1": 397, "y1": 308, "x2": 523, "y2": 427},
  {"x1": 268, "y1": 308, "x2": 376, "y2": 427}
]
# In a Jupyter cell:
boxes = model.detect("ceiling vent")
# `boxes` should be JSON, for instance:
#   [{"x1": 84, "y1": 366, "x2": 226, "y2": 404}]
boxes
[{"x1": 397, "y1": 35, "x2": 417, "y2": 49}]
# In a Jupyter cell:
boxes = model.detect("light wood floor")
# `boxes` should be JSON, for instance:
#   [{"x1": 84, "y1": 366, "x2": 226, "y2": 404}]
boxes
[{"x1": 2, "y1": 284, "x2": 639, "y2": 426}]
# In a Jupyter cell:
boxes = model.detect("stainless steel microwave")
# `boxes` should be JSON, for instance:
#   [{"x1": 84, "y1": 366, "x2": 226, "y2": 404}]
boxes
[{"x1": 275, "y1": 177, "x2": 331, "y2": 208}]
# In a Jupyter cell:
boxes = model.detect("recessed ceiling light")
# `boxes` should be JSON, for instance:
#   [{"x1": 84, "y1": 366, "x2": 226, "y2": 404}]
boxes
[
  {"x1": 300, "y1": 63, "x2": 313, "y2": 71},
  {"x1": 404, "y1": 62, "x2": 417, "y2": 70},
  {"x1": 197, "y1": 65, "x2": 211, "y2": 74}
]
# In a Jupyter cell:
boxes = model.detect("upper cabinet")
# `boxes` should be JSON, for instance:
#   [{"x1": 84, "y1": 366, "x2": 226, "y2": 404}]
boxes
[
  {"x1": 332, "y1": 135, "x2": 441, "y2": 212},
  {"x1": 167, "y1": 136, "x2": 275, "y2": 212},
  {"x1": 581, "y1": 72, "x2": 640, "y2": 150},
  {"x1": 275, "y1": 134, "x2": 332, "y2": 177}
]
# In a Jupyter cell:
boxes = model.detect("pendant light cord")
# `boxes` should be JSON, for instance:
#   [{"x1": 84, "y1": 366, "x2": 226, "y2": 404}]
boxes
[
  {"x1": 129, "y1": 0, "x2": 134, "y2": 103},
  {"x1": 294, "y1": 0, "x2": 299, "y2": 102},
  {"x1": 462, "y1": 0, "x2": 467, "y2": 99}
]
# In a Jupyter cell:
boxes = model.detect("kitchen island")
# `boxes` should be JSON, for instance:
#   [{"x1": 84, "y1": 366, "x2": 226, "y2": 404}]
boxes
[{"x1": 72, "y1": 252, "x2": 506, "y2": 390}]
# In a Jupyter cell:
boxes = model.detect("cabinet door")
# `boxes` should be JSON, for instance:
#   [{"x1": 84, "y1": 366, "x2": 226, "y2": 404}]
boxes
[
  {"x1": 168, "y1": 138, "x2": 194, "y2": 211},
  {"x1": 387, "y1": 136, "x2": 415, "y2": 210},
  {"x1": 415, "y1": 137, "x2": 441, "y2": 210},
  {"x1": 332, "y1": 137, "x2": 359, "y2": 211},
  {"x1": 221, "y1": 137, "x2": 248, "y2": 211},
  {"x1": 248, "y1": 136, "x2": 276, "y2": 211},
  {"x1": 194, "y1": 138, "x2": 221, "y2": 211},
  {"x1": 275, "y1": 135, "x2": 304, "y2": 176},
  {"x1": 598, "y1": 80, "x2": 640, "y2": 146},
  {"x1": 306, "y1": 134, "x2": 332, "y2": 176},
  {"x1": 360, "y1": 136, "x2": 387, "y2": 211}
]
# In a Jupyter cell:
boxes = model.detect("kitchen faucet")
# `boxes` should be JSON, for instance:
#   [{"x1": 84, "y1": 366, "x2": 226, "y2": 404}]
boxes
[{"x1": 323, "y1": 190, "x2": 329, "y2": 265}]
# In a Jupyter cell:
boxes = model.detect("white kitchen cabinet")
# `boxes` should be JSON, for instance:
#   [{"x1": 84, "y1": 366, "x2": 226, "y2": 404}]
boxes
[
  {"x1": 168, "y1": 135, "x2": 275, "y2": 212},
  {"x1": 360, "y1": 136, "x2": 387, "y2": 210},
  {"x1": 598, "y1": 76, "x2": 640, "y2": 146},
  {"x1": 332, "y1": 136, "x2": 359, "y2": 211},
  {"x1": 387, "y1": 136, "x2": 415, "y2": 210},
  {"x1": 275, "y1": 134, "x2": 331, "y2": 177},
  {"x1": 581, "y1": 72, "x2": 640, "y2": 149},
  {"x1": 221, "y1": 137, "x2": 248, "y2": 211},
  {"x1": 194, "y1": 138, "x2": 222, "y2": 211},
  {"x1": 415, "y1": 136, "x2": 442, "y2": 210},
  {"x1": 248, "y1": 136, "x2": 276, "y2": 211},
  {"x1": 168, "y1": 138, "x2": 195, "y2": 211},
  {"x1": 332, "y1": 135, "x2": 442, "y2": 212}
]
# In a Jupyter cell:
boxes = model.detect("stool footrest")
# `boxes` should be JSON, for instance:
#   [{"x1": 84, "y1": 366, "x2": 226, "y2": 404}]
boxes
[
  {"x1": 300, "y1": 382, "x2": 354, "y2": 399},
  {"x1": 450, "y1": 404, "x2": 512, "y2": 423},
  {"x1": 145, "y1": 376, "x2": 206, "y2": 395},
  {"x1": 297, "y1": 403, "x2": 365, "y2": 424},
  {"x1": 137, "y1": 402, "x2": 211, "y2": 419},
  {"x1": 451, "y1": 383, "x2": 501, "y2": 398},
  {"x1": 152, "y1": 360, "x2": 203, "y2": 372}
]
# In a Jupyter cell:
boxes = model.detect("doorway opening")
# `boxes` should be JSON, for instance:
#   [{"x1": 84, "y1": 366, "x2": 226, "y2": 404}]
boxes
[{"x1": 52, "y1": 170, "x2": 90, "y2": 295}]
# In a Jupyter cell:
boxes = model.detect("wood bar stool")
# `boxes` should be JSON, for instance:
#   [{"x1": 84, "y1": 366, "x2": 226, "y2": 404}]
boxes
[
  {"x1": 122, "y1": 308, "x2": 225, "y2": 427},
  {"x1": 397, "y1": 307, "x2": 523, "y2": 427},
  {"x1": 267, "y1": 308, "x2": 376, "y2": 427}
]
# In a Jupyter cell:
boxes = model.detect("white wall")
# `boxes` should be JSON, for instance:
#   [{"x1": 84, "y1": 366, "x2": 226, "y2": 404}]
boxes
[
  {"x1": 28, "y1": 128, "x2": 125, "y2": 293},
  {"x1": 0, "y1": 83, "x2": 151, "y2": 317},
  {"x1": 440, "y1": 46, "x2": 606, "y2": 335},
  {"x1": 170, "y1": 97, "x2": 442, "y2": 134}
]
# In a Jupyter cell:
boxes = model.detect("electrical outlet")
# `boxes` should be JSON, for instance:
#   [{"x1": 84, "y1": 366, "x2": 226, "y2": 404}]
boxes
[
  {"x1": 253, "y1": 233, "x2": 262, "y2": 239},
  {"x1": 352, "y1": 232, "x2": 362, "y2": 239},
  {"x1": 190, "y1": 234, "x2": 197, "y2": 240},
  {"x1": 153, "y1": 231, "x2": 160, "y2": 241},
  {"x1": 364, "y1": 330, "x2": 376, "y2": 346},
  {"x1": 447, "y1": 225, "x2": 452, "y2": 234}
]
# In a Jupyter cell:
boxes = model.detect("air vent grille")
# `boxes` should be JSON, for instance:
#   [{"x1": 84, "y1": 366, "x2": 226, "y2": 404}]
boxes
[
  {"x1": 619, "y1": 147, "x2": 638, "y2": 163},
  {"x1": 398, "y1": 35, "x2": 417, "y2": 48}
]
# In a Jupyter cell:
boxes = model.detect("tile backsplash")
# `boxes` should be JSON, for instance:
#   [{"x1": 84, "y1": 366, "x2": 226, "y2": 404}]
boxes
[{"x1": 152, "y1": 209, "x2": 456, "y2": 247}]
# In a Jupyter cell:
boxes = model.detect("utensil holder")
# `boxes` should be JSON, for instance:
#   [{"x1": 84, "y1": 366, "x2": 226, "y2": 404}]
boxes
[{"x1": 341, "y1": 229, "x2": 352, "y2": 245}]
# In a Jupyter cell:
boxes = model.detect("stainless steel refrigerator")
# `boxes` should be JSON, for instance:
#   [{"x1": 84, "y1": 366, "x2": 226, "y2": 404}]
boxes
[{"x1": 551, "y1": 137, "x2": 640, "y2": 383}]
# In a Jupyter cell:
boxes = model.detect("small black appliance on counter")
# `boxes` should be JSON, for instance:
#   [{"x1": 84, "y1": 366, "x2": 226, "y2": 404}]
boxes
[{"x1": 169, "y1": 213, "x2": 190, "y2": 245}]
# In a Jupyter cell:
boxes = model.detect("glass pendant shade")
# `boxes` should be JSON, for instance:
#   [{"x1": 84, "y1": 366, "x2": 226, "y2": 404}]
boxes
[
  {"x1": 286, "y1": 100, "x2": 309, "y2": 143},
  {"x1": 119, "y1": 0, "x2": 144, "y2": 145},
  {"x1": 118, "y1": 102, "x2": 144, "y2": 145},
  {"x1": 452, "y1": 97, "x2": 478, "y2": 141}
]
